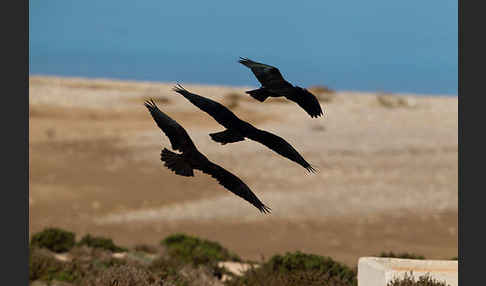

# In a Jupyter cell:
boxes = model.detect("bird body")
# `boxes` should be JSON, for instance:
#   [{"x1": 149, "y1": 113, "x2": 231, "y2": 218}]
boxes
[
  {"x1": 144, "y1": 99, "x2": 271, "y2": 213},
  {"x1": 239, "y1": 57, "x2": 323, "y2": 118},
  {"x1": 172, "y1": 85, "x2": 317, "y2": 173}
]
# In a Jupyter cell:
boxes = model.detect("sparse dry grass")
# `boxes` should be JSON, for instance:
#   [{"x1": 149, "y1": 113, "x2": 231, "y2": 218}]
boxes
[
  {"x1": 30, "y1": 76, "x2": 157, "y2": 92},
  {"x1": 126, "y1": 95, "x2": 171, "y2": 106},
  {"x1": 308, "y1": 85, "x2": 335, "y2": 94},
  {"x1": 376, "y1": 93, "x2": 417, "y2": 108},
  {"x1": 223, "y1": 92, "x2": 242, "y2": 110},
  {"x1": 379, "y1": 252, "x2": 425, "y2": 260},
  {"x1": 387, "y1": 272, "x2": 450, "y2": 286},
  {"x1": 134, "y1": 244, "x2": 159, "y2": 254},
  {"x1": 308, "y1": 85, "x2": 336, "y2": 102},
  {"x1": 81, "y1": 264, "x2": 162, "y2": 286}
]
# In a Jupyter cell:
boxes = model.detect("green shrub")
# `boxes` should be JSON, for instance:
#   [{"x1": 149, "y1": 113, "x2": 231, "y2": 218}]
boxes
[
  {"x1": 161, "y1": 233, "x2": 240, "y2": 265},
  {"x1": 30, "y1": 228, "x2": 76, "y2": 253},
  {"x1": 264, "y1": 251, "x2": 357, "y2": 285},
  {"x1": 379, "y1": 252, "x2": 425, "y2": 260},
  {"x1": 226, "y1": 268, "x2": 353, "y2": 286},
  {"x1": 387, "y1": 272, "x2": 450, "y2": 286},
  {"x1": 29, "y1": 247, "x2": 79, "y2": 282},
  {"x1": 77, "y1": 234, "x2": 127, "y2": 252}
]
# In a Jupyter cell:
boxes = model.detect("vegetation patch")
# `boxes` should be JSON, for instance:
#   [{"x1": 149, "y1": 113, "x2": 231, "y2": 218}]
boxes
[
  {"x1": 387, "y1": 272, "x2": 450, "y2": 286},
  {"x1": 29, "y1": 228, "x2": 456, "y2": 286},
  {"x1": 266, "y1": 251, "x2": 356, "y2": 285},
  {"x1": 226, "y1": 268, "x2": 353, "y2": 286},
  {"x1": 379, "y1": 252, "x2": 425, "y2": 260},
  {"x1": 29, "y1": 247, "x2": 82, "y2": 283},
  {"x1": 308, "y1": 85, "x2": 335, "y2": 94},
  {"x1": 162, "y1": 233, "x2": 241, "y2": 266},
  {"x1": 224, "y1": 92, "x2": 242, "y2": 109},
  {"x1": 376, "y1": 93, "x2": 417, "y2": 109},
  {"x1": 81, "y1": 264, "x2": 165, "y2": 286},
  {"x1": 150, "y1": 96, "x2": 171, "y2": 104},
  {"x1": 227, "y1": 251, "x2": 357, "y2": 286},
  {"x1": 29, "y1": 247, "x2": 65, "y2": 281},
  {"x1": 77, "y1": 234, "x2": 127, "y2": 252},
  {"x1": 30, "y1": 228, "x2": 76, "y2": 253},
  {"x1": 308, "y1": 85, "x2": 336, "y2": 103},
  {"x1": 134, "y1": 244, "x2": 159, "y2": 254}
]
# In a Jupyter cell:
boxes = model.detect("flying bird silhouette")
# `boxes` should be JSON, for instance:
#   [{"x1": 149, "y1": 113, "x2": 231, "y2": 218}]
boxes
[
  {"x1": 238, "y1": 57, "x2": 323, "y2": 118},
  {"x1": 144, "y1": 99, "x2": 271, "y2": 214},
  {"x1": 172, "y1": 84, "x2": 317, "y2": 174}
]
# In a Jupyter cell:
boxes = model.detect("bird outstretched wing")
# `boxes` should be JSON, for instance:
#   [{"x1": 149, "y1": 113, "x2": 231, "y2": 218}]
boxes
[
  {"x1": 285, "y1": 88, "x2": 323, "y2": 118},
  {"x1": 238, "y1": 57, "x2": 290, "y2": 88},
  {"x1": 172, "y1": 84, "x2": 243, "y2": 129},
  {"x1": 144, "y1": 99, "x2": 196, "y2": 153},
  {"x1": 200, "y1": 161, "x2": 271, "y2": 213},
  {"x1": 247, "y1": 129, "x2": 318, "y2": 173}
]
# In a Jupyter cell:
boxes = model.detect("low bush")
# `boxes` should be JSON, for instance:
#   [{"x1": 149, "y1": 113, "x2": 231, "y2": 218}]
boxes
[
  {"x1": 30, "y1": 228, "x2": 76, "y2": 253},
  {"x1": 226, "y1": 268, "x2": 353, "y2": 286},
  {"x1": 77, "y1": 234, "x2": 127, "y2": 252},
  {"x1": 227, "y1": 251, "x2": 357, "y2": 286},
  {"x1": 162, "y1": 233, "x2": 241, "y2": 266},
  {"x1": 266, "y1": 251, "x2": 356, "y2": 285}
]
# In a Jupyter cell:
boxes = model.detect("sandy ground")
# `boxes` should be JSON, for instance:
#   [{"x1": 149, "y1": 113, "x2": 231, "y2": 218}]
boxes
[{"x1": 29, "y1": 76, "x2": 458, "y2": 265}]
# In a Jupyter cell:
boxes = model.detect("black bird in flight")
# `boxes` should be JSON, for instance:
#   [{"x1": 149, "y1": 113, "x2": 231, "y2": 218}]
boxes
[
  {"x1": 238, "y1": 57, "x2": 323, "y2": 118},
  {"x1": 172, "y1": 84, "x2": 317, "y2": 174},
  {"x1": 144, "y1": 99, "x2": 271, "y2": 214}
]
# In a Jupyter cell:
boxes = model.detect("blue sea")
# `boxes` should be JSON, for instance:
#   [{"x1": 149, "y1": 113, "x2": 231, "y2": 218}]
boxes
[{"x1": 30, "y1": 0, "x2": 457, "y2": 96}]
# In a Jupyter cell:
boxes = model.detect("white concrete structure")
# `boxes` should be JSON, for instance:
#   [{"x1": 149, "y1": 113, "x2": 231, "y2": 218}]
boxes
[{"x1": 358, "y1": 257, "x2": 458, "y2": 286}]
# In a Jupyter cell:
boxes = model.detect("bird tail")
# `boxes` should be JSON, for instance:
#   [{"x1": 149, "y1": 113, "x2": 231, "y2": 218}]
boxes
[
  {"x1": 160, "y1": 148, "x2": 194, "y2": 177},
  {"x1": 209, "y1": 130, "x2": 246, "y2": 145},
  {"x1": 245, "y1": 88, "x2": 271, "y2": 102}
]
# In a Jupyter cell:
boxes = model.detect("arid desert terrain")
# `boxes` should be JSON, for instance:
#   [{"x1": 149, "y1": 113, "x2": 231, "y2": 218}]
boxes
[{"x1": 29, "y1": 76, "x2": 458, "y2": 265}]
